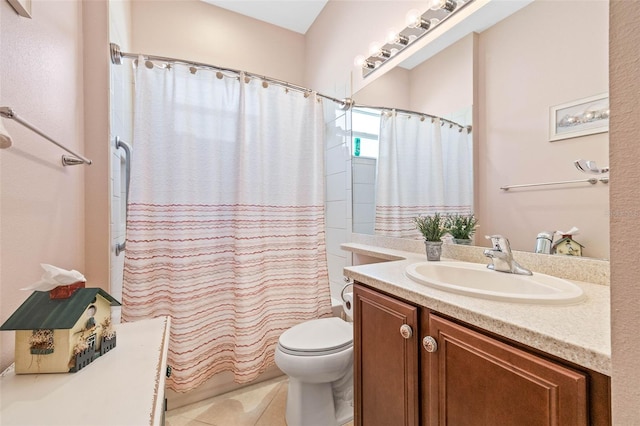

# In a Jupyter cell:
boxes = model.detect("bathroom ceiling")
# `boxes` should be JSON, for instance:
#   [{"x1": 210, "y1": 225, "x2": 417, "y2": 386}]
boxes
[{"x1": 201, "y1": 0, "x2": 329, "y2": 34}]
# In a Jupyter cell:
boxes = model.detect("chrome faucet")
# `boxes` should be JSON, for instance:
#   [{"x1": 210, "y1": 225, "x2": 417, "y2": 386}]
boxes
[{"x1": 483, "y1": 235, "x2": 532, "y2": 275}]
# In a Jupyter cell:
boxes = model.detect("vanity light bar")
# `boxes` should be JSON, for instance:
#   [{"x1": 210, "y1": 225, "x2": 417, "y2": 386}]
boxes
[{"x1": 355, "y1": 0, "x2": 475, "y2": 77}]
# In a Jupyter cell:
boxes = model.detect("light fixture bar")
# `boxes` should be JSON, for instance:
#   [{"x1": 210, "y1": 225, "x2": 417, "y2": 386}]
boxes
[{"x1": 356, "y1": 0, "x2": 475, "y2": 77}]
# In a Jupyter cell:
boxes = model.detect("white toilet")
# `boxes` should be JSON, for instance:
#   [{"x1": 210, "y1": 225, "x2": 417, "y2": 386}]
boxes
[{"x1": 274, "y1": 316, "x2": 354, "y2": 426}]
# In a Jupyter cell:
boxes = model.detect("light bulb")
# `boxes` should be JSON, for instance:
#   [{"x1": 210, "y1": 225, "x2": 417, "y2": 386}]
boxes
[
  {"x1": 354, "y1": 55, "x2": 375, "y2": 70},
  {"x1": 387, "y1": 29, "x2": 409, "y2": 46},
  {"x1": 429, "y1": 0, "x2": 457, "y2": 12},
  {"x1": 405, "y1": 9, "x2": 423, "y2": 28},
  {"x1": 367, "y1": 41, "x2": 391, "y2": 59},
  {"x1": 386, "y1": 28, "x2": 400, "y2": 44},
  {"x1": 368, "y1": 42, "x2": 382, "y2": 56}
]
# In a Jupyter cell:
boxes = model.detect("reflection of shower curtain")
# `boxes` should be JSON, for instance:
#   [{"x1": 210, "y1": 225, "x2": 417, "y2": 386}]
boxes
[
  {"x1": 375, "y1": 112, "x2": 473, "y2": 238},
  {"x1": 122, "y1": 63, "x2": 332, "y2": 392}
]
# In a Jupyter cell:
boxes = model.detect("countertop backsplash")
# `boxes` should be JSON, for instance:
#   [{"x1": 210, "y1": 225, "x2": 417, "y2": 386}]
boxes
[{"x1": 350, "y1": 233, "x2": 610, "y2": 286}]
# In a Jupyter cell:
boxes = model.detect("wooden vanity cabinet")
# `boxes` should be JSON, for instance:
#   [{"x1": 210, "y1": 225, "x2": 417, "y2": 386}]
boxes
[
  {"x1": 353, "y1": 283, "x2": 611, "y2": 426},
  {"x1": 354, "y1": 284, "x2": 420, "y2": 426},
  {"x1": 424, "y1": 313, "x2": 588, "y2": 425}
]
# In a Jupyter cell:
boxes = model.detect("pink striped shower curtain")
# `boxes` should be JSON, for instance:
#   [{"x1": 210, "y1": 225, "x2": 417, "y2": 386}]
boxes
[
  {"x1": 375, "y1": 111, "x2": 473, "y2": 238},
  {"x1": 122, "y1": 63, "x2": 332, "y2": 392}
]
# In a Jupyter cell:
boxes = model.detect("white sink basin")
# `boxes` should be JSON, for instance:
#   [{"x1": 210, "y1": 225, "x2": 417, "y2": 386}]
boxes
[{"x1": 405, "y1": 261, "x2": 585, "y2": 305}]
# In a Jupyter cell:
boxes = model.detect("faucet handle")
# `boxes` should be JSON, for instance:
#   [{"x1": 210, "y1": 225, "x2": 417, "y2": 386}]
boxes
[{"x1": 485, "y1": 235, "x2": 510, "y2": 252}]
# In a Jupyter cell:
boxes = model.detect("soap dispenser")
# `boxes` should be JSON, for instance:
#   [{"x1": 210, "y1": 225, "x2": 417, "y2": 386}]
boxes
[{"x1": 534, "y1": 231, "x2": 554, "y2": 254}]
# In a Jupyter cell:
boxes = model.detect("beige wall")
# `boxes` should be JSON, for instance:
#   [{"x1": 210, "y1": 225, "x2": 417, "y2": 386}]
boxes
[
  {"x1": 83, "y1": 0, "x2": 111, "y2": 295},
  {"x1": 130, "y1": 0, "x2": 306, "y2": 86},
  {"x1": 410, "y1": 33, "x2": 475, "y2": 120},
  {"x1": 353, "y1": 67, "x2": 411, "y2": 109},
  {"x1": 610, "y1": 0, "x2": 640, "y2": 421},
  {"x1": 0, "y1": 0, "x2": 86, "y2": 371},
  {"x1": 305, "y1": 1, "x2": 430, "y2": 97},
  {"x1": 477, "y1": 0, "x2": 609, "y2": 259},
  {"x1": 353, "y1": 33, "x2": 474, "y2": 117}
]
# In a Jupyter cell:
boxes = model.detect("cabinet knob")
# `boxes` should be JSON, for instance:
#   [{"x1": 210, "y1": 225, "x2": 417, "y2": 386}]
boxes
[
  {"x1": 422, "y1": 336, "x2": 438, "y2": 353},
  {"x1": 399, "y1": 324, "x2": 413, "y2": 339}
]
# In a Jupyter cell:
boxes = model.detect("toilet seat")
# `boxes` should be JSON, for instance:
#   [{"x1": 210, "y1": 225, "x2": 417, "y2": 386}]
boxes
[{"x1": 278, "y1": 317, "x2": 353, "y2": 356}]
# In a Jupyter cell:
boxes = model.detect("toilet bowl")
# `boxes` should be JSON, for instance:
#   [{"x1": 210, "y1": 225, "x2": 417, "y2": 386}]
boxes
[{"x1": 274, "y1": 316, "x2": 353, "y2": 426}]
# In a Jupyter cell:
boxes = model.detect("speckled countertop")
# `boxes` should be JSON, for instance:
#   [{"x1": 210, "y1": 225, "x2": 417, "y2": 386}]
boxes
[{"x1": 342, "y1": 242, "x2": 611, "y2": 376}]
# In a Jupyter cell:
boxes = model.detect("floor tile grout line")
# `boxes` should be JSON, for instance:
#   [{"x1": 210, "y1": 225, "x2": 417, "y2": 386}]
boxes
[
  {"x1": 167, "y1": 376, "x2": 288, "y2": 425},
  {"x1": 252, "y1": 380, "x2": 286, "y2": 426}
]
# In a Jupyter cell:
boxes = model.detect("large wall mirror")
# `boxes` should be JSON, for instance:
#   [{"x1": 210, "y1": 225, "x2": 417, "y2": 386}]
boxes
[{"x1": 350, "y1": 0, "x2": 610, "y2": 260}]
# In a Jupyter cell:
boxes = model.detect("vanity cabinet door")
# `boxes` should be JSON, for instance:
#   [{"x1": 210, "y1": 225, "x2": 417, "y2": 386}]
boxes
[
  {"x1": 354, "y1": 284, "x2": 419, "y2": 426},
  {"x1": 424, "y1": 313, "x2": 588, "y2": 426}
]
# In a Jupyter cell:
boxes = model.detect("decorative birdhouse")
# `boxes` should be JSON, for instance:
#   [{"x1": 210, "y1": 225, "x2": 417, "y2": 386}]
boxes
[
  {"x1": 0, "y1": 280, "x2": 121, "y2": 374},
  {"x1": 552, "y1": 235, "x2": 584, "y2": 257}
]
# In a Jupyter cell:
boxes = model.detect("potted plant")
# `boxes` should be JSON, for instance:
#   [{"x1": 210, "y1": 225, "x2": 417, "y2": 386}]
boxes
[
  {"x1": 446, "y1": 214, "x2": 479, "y2": 245},
  {"x1": 414, "y1": 213, "x2": 447, "y2": 261}
]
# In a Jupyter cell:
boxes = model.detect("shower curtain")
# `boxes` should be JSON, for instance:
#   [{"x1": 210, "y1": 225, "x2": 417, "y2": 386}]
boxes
[
  {"x1": 375, "y1": 111, "x2": 473, "y2": 238},
  {"x1": 122, "y1": 62, "x2": 332, "y2": 392}
]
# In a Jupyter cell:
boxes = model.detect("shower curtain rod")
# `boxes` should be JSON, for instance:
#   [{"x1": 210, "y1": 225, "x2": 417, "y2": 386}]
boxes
[
  {"x1": 354, "y1": 103, "x2": 471, "y2": 132},
  {"x1": 109, "y1": 43, "x2": 353, "y2": 110},
  {"x1": 109, "y1": 43, "x2": 469, "y2": 129}
]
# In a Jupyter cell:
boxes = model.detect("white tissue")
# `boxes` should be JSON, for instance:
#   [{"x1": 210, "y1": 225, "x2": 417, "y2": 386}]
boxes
[
  {"x1": 342, "y1": 291, "x2": 354, "y2": 318},
  {"x1": 555, "y1": 227, "x2": 580, "y2": 237},
  {"x1": 21, "y1": 263, "x2": 86, "y2": 292},
  {"x1": 0, "y1": 120, "x2": 12, "y2": 149}
]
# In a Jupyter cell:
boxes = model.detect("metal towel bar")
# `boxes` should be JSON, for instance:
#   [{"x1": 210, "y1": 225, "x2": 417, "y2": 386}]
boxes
[
  {"x1": 0, "y1": 106, "x2": 92, "y2": 166},
  {"x1": 500, "y1": 177, "x2": 609, "y2": 191}
]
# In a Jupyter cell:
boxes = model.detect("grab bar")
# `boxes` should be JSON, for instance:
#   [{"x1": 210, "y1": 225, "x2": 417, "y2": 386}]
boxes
[
  {"x1": 0, "y1": 106, "x2": 92, "y2": 166},
  {"x1": 115, "y1": 137, "x2": 132, "y2": 256}
]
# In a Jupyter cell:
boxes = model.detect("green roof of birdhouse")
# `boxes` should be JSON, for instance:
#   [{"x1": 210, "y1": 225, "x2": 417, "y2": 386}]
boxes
[{"x1": 0, "y1": 288, "x2": 121, "y2": 331}]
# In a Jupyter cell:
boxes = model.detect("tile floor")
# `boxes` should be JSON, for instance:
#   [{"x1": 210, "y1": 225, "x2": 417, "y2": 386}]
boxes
[{"x1": 165, "y1": 376, "x2": 354, "y2": 426}]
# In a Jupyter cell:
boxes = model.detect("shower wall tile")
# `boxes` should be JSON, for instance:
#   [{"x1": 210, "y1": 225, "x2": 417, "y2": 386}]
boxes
[
  {"x1": 352, "y1": 158, "x2": 376, "y2": 183},
  {"x1": 109, "y1": 60, "x2": 134, "y2": 300},
  {"x1": 325, "y1": 227, "x2": 347, "y2": 257},
  {"x1": 324, "y1": 101, "x2": 345, "y2": 125},
  {"x1": 327, "y1": 254, "x2": 348, "y2": 292},
  {"x1": 324, "y1": 124, "x2": 340, "y2": 150},
  {"x1": 353, "y1": 202, "x2": 375, "y2": 225},
  {"x1": 326, "y1": 200, "x2": 347, "y2": 229},
  {"x1": 112, "y1": 151, "x2": 122, "y2": 205},
  {"x1": 353, "y1": 183, "x2": 375, "y2": 204},
  {"x1": 324, "y1": 103, "x2": 351, "y2": 302},
  {"x1": 326, "y1": 172, "x2": 345, "y2": 202},
  {"x1": 326, "y1": 145, "x2": 347, "y2": 176}
]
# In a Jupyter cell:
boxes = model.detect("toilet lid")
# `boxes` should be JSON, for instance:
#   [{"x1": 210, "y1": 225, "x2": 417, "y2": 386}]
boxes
[{"x1": 278, "y1": 317, "x2": 353, "y2": 355}]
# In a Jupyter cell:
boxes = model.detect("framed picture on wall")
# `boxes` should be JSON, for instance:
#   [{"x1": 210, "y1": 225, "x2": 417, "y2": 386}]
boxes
[
  {"x1": 549, "y1": 93, "x2": 609, "y2": 142},
  {"x1": 6, "y1": 0, "x2": 32, "y2": 18}
]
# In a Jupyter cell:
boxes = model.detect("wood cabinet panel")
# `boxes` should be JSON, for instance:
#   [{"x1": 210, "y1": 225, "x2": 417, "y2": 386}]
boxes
[
  {"x1": 425, "y1": 313, "x2": 588, "y2": 426},
  {"x1": 354, "y1": 284, "x2": 419, "y2": 426},
  {"x1": 353, "y1": 283, "x2": 609, "y2": 425}
]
